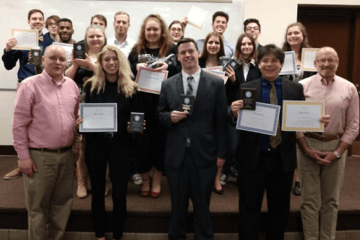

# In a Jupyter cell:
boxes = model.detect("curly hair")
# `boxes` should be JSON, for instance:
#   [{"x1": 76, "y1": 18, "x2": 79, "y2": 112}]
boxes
[
  {"x1": 234, "y1": 33, "x2": 257, "y2": 61},
  {"x1": 134, "y1": 14, "x2": 173, "y2": 58},
  {"x1": 84, "y1": 45, "x2": 138, "y2": 98},
  {"x1": 199, "y1": 32, "x2": 225, "y2": 61},
  {"x1": 282, "y1": 22, "x2": 311, "y2": 55}
]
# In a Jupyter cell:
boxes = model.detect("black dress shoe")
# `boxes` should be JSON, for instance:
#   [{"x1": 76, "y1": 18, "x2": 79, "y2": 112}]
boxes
[
  {"x1": 293, "y1": 181, "x2": 301, "y2": 196},
  {"x1": 213, "y1": 187, "x2": 224, "y2": 195}
]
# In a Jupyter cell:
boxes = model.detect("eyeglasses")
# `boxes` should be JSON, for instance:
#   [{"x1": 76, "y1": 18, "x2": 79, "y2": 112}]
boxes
[
  {"x1": 315, "y1": 58, "x2": 338, "y2": 64},
  {"x1": 246, "y1": 27, "x2": 259, "y2": 31},
  {"x1": 170, "y1": 28, "x2": 182, "y2": 32},
  {"x1": 44, "y1": 56, "x2": 67, "y2": 63}
]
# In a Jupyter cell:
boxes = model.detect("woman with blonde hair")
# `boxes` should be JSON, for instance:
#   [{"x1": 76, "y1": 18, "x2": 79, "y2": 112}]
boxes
[
  {"x1": 128, "y1": 14, "x2": 180, "y2": 198},
  {"x1": 83, "y1": 45, "x2": 139, "y2": 240}
]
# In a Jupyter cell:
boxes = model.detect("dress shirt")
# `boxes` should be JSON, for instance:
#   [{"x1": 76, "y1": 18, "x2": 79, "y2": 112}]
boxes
[
  {"x1": 2, "y1": 33, "x2": 54, "y2": 81},
  {"x1": 196, "y1": 38, "x2": 235, "y2": 58},
  {"x1": 297, "y1": 73, "x2": 359, "y2": 144},
  {"x1": 242, "y1": 60, "x2": 256, "y2": 81},
  {"x1": 108, "y1": 36, "x2": 136, "y2": 58},
  {"x1": 182, "y1": 68, "x2": 201, "y2": 97},
  {"x1": 13, "y1": 70, "x2": 80, "y2": 160},
  {"x1": 261, "y1": 76, "x2": 283, "y2": 151}
]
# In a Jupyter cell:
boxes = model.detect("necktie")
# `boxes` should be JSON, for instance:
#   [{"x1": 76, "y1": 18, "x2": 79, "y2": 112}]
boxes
[
  {"x1": 186, "y1": 76, "x2": 194, "y2": 96},
  {"x1": 269, "y1": 82, "x2": 282, "y2": 148}
]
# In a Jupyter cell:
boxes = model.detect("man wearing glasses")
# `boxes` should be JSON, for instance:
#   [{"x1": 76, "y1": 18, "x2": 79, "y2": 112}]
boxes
[
  {"x1": 297, "y1": 47, "x2": 359, "y2": 240},
  {"x1": 244, "y1": 18, "x2": 262, "y2": 50},
  {"x1": 13, "y1": 45, "x2": 81, "y2": 240}
]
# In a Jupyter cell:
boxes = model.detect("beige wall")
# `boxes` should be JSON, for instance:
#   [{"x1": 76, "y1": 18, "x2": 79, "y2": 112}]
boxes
[{"x1": 1, "y1": 0, "x2": 359, "y2": 146}]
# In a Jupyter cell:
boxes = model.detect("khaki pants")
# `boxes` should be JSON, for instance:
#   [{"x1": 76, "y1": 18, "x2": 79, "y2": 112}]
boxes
[
  {"x1": 298, "y1": 137, "x2": 346, "y2": 240},
  {"x1": 23, "y1": 148, "x2": 75, "y2": 240}
]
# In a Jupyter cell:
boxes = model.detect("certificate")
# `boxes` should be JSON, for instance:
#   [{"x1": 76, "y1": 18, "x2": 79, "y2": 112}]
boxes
[
  {"x1": 301, "y1": 48, "x2": 319, "y2": 72},
  {"x1": 202, "y1": 69, "x2": 228, "y2": 84},
  {"x1": 282, "y1": 101, "x2": 324, "y2": 132},
  {"x1": 236, "y1": 102, "x2": 281, "y2": 136},
  {"x1": 206, "y1": 66, "x2": 223, "y2": 72},
  {"x1": 80, "y1": 103, "x2": 117, "y2": 132},
  {"x1": 279, "y1": 51, "x2": 296, "y2": 75},
  {"x1": 135, "y1": 67, "x2": 168, "y2": 95},
  {"x1": 11, "y1": 29, "x2": 38, "y2": 50},
  {"x1": 187, "y1": 6, "x2": 208, "y2": 29},
  {"x1": 52, "y1": 42, "x2": 73, "y2": 66}
]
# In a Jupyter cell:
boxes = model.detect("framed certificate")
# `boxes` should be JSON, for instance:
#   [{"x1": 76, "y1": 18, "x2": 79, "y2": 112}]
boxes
[
  {"x1": 236, "y1": 102, "x2": 281, "y2": 136},
  {"x1": 11, "y1": 29, "x2": 38, "y2": 50},
  {"x1": 187, "y1": 6, "x2": 208, "y2": 29},
  {"x1": 279, "y1": 51, "x2": 296, "y2": 75},
  {"x1": 282, "y1": 101, "x2": 324, "y2": 132},
  {"x1": 135, "y1": 67, "x2": 168, "y2": 95},
  {"x1": 301, "y1": 48, "x2": 319, "y2": 72},
  {"x1": 80, "y1": 103, "x2": 117, "y2": 132}
]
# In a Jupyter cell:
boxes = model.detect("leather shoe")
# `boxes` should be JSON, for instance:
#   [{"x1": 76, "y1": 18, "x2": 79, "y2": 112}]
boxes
[
  {"x1": 213, "y1": 187, "x2": 224, "y2": 195},
  {"x1": 4, "y1": 167, "x2": 22, "y2": 180},
  {"x1": 141, "y1": 190, "x2": 150, "y2": 197},
  {"x1": 151, "y1": 190, "x2": 161, "y2": 198},
  {"x1": 293, "y1": 181, "x2": 301, "y2": 196}
]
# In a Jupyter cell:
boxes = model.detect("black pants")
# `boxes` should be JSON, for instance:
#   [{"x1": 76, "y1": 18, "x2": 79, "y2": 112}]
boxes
[
  {"x1": 85, "y1": 137, "x2": 131, "y2": 239},
  {"x1": 166, "y1": 148, "x2": 217, "y2": 240},
  {"x1": 238, "y1": 151, "x2": 294, "y2": 240}
]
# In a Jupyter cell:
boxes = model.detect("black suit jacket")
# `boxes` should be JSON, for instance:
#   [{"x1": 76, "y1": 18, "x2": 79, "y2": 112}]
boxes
[
  {"x1": 156, "y1": 70, "x2": 228, "y2": 169},
  {"x1": 237, "y1": 78, "x2": 305, "y2": 173}
]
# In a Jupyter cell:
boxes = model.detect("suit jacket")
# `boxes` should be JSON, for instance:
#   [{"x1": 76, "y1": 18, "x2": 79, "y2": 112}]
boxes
[
  {"x1": 156, "y1": 70, "x2": 228, "y2": 169},
  {"x1": 225, "y1": 64, "x2": 262, "y2": 104},
  {"x1": 237, "y1": 78, "x2": 305, "y2": 173}
]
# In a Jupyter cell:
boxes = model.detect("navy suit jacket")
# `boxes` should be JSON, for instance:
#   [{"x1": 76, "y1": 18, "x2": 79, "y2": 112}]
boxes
[
  {"x1": 237, "y1": 78, "x2": 305, "y2": 173},
  {"x1": 156, "y1": 70, "x2": 228, "y2": 169}
]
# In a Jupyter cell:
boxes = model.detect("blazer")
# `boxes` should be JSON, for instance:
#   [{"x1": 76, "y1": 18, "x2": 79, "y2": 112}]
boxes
[
  {"x1": 225, "y1": 64, "x2": 262, "y2": 104},
  {"x1": 156, "y1": 70, "x2": 228, "y2": 169},
  {"x1": 237, "y1": 78, "x2": 305, "y2": 173}
]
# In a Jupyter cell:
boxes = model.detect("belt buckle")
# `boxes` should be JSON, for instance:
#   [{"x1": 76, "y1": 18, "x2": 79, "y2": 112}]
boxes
[{"x1": 105, "y1": 132, "x2": 114, "y2": 138}]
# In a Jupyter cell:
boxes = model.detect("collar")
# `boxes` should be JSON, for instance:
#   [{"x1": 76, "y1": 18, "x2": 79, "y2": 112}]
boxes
[
  {"x1": 114, "y1": 37, "x2": 128, "y2": 47},
  {"x1": 42, "y1": 70, "x2": 66, "y2": 85},
  {"x1": 261, "y1": 76, "x2": 282, "y2": 87},
  {"x1": 182, "y1": 68, "x2": 201, "y2": 83},
  {"x1": 315, "y1": 73, "x2": 335, "y2": 86}
]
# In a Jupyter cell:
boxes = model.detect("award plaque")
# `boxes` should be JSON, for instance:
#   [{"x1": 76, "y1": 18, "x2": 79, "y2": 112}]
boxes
[
  {"x1": 219, "y1": 57, "x2": 230, "y2": 68},
  {"x1": 73, "y1": 43, "x2": 86, "y2": 59},
  {"x1": 130, "y1": 112, "x2": 144, "y2": 133},
  {"x1": 29, "y1": 49, "x2": 42, "y2": 66},
  {"x1": 179, "y1": 94, "x2": 195, "y2": 115},
  {"x1": 225, "y1": 58, "x2": 240, "y2": 70},
  {"x1": 241, "y1": 88, "x2": 257, "y2": 110}
]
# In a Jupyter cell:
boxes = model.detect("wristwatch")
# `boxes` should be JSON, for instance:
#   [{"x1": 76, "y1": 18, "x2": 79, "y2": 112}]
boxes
[{"x1": 334, "y1": 151, "x2": 341, "y2": 159}]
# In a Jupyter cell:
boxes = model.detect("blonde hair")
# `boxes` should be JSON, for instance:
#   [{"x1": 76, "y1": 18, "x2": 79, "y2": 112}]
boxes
[
  {"x1": 84, "y1": 45, "x2": 138, "y2": 98},
  {"x1": 134, "y1": 14, "x2": 173, "y2": 58}
]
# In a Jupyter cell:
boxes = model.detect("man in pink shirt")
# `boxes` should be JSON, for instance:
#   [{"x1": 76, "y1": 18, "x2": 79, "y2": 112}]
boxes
[
  {"x1": 296, "y1": 47, "x2": 359, "y2": 240},
  {"x1": 13, "y1": 45, "x2": 80, "y2": 240}
]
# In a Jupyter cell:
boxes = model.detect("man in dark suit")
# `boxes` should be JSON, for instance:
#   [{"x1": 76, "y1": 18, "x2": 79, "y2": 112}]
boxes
[
  {"x1": 231, "y1": 44, "x2": 304, "y2": 240},
  {"x1": 156, "y1": 38, "x2": 228, "y2": 240}
]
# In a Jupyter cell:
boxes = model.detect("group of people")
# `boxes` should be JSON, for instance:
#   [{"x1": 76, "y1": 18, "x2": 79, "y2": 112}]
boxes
[{"x1": 2, "y1": 7, "x2": 359, "y2": 240}]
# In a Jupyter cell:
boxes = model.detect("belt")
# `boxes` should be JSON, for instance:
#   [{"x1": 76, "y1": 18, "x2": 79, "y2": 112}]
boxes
[
  {"x1": 304, "y1": 132, "x2": 342, "y2": 142},
  {"x1": 29, "y1": 146, "x2": 72, "y2": 153}
]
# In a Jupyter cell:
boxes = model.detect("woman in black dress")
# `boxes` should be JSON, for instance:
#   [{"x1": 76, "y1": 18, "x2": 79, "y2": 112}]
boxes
[{"x1": 83, "y1": 45, "x2": 139, "y2": 240}]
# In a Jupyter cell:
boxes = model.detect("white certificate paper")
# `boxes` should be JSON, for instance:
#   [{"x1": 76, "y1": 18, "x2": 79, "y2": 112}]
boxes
[
  {"x1": 187, "y1": 6, "x2": 208, "y2": 29},
  {"x1": 279, "y1": 51, "x2": 296, "y2": 75},
  {"x1": 236, "y1": 102, "x2": 281, "y2": 136},
  {"x1": 80, "y1": 103, "x2": 117, "y2": 132},
  {"x1": 11, "y1": 29, "x2": 38, "y2": 50},
  {"x1": 301, "y1": 48, "x2": 319, "y2": 72},
  {"x1": 202, "y1": 69, "x2": 228, "y2": 84},
  {"x1": 52, "y1": 42, "x2": 73, "y2": 66},
  {"x1": 135, "y1": 67, "x2": 168, "y2": 95},
  {"x1": 282, "y1": 101, "x2": 324, "y2": 132}
]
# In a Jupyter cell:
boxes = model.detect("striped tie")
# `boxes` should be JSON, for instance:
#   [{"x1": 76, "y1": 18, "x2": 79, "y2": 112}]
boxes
[{"x1": 186, "y1": 76, "x2": 194, "y2": 96}]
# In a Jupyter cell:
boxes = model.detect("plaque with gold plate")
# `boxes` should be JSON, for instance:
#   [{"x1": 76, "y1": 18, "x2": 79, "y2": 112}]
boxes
[{"x1": 241, "y1": 88, "x2": 257, "y2": 110}]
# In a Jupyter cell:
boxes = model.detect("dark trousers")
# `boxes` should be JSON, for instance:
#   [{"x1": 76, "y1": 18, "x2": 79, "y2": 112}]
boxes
[
  {"x1": 238, "y1": 152, "x2": 294, "y2": 240},
  {"x1": 85, "y1": 138, "x2": 131, "y2": 239},
  {"x1": 166, "y1": 148, "x2": 217, "y2": 240}
]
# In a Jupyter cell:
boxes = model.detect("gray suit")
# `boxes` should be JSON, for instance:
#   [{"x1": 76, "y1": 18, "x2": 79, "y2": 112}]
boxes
[{"x1": 156, "y1": 70, "x2": 228, "y2": 240}]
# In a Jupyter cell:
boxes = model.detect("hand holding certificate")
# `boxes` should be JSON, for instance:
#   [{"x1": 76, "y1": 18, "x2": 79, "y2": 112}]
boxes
[
  {"x1": 11, "y1": 29, "x2": 38, "y2": 50},
  {"x1": 80, "y1": 103, "x2": 117, "y2": 132},
  {"x1": 282, "y1": 101, "x2": 324, "y2": 132}
]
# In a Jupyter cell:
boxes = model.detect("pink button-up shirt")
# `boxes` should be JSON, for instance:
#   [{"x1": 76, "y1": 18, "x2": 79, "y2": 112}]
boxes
[
  {"x1": 13, "y1": 70, "x2": 80, "y2": 160},
  {"x1": 297, "y1": 73, "x2": 359, "y2": 145}
]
